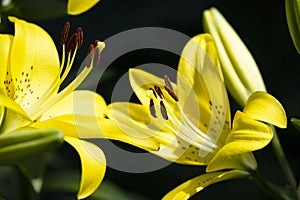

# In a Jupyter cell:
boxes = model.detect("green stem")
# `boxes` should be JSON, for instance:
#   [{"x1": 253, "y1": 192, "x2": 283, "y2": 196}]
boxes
[
  {"x1": 270, "y1": 125, "x2": 299, "y2": 200},
  {"x1": 251, "y1": 170, "x2": 291, "y2": 200}
]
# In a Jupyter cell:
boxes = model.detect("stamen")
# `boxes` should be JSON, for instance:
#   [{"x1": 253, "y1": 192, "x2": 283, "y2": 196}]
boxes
[
  {"x1": 164, "y1": 85, "x2": 178, "y2": 101},
  {"x1": 93, "y1": 40, "x2": 100, "y2": 47},
  {"x1": 77, "y1": 27, "x2": 84, "y2": 49},
  {"x1": 160, "y1": 97, "x2": 217, "y2": 149},
  {"x1": 86, "y1": 41, "x2": 105, "y2": 68},
  {"x1": 66, "y1": 33, "x2": 78, "y2": 53},
  {"x1": 85, "y1": 43, "x2": 95, "y2": 67},
  {"x1": 154, "y1": 86, "x2": 164, "y2": 99},
  {"x1": 88, "y1": 43, "x2": 95, "y2": 53},
  {"x1": 164, "y1": 75, "x2": 174, "y2": 91},
  {"x1": 150, "y1": 99, "x2": 157, "y2": 118},
  {"x1": 160, "y1": 101, "x2": 168, "y2": 120},
  {"x1": 149, "y1": 88, "x2": 157, "y2": 98},
  {"x1": 154, "y1": 106, "x2": 216, "y2": 152},
  {"x1": 92, "y1": 44, "x2": 101, "y2": 69},
  {"x1": 60, "y1": 22, "x2": 70, "y2": 45}
]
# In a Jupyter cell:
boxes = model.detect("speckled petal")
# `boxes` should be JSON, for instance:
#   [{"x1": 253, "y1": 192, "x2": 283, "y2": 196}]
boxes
[
  {"x1": 8, "y1": 17, "x2": 60, "y2": 112},
  {"x1": 162, "y1": 170, "x2": 250, "y2": 200}
]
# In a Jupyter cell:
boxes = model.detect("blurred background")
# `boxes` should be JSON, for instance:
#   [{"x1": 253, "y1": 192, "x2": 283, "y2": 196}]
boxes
[{"x1": 1, "y1": 0, "x2": 300, "y2": 199}]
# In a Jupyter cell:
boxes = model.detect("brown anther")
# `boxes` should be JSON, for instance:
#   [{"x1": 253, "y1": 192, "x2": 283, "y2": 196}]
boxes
[
  {"x1": 60, "y1": 21, "x2": 70, "y2": 45},
  {"x1": 92, "y1": 45, "x2": 101, "y2": 69},
  {"x1": 93, "y1": 40, "x2": 100, "y2": 47},
  {"x1": 66, "y1": 33, "x2": 78, "y2": 53},
  {"x1": 85, "y1": 44, "x2": 94, "y2": 68},
  {"x1": 164, "y1": 85, "x2": 178, "y2": 101},
  {"x1": 88, "y1": 43, "x2": 95, "y2": 53},
  {"x1": 150, "y1": 99, "x2": 157, "y2": 118},
  {"x1": 149, "y1": 88, "x2": 157, "y2": 98},
  {"x1": 164, "y1": 75, "x2": 174, "y2": 91},
  {"x1": 160, "y1": 101, "x2": 168, "y2": 120},
  {"x1": 154, "y1": 85, "x2": 164, "y2": 99},
  {"x1": 86, "y1": 42, "x2": 101, "y2": 69},
  {"x1": 77, "y1": 27, "x2": 84, "y2": 49}
]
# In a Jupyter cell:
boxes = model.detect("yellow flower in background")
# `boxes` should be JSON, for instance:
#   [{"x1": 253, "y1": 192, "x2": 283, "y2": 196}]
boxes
[
  {"x1": 0, "y1": 0, "x2": 100, "y2": 23},
  {"x1": 0, "y1": 17, "x2": 158, "y2": 199},
  {"x1": 68, "y1": 0, "x2": 100, "y2": 15},
  {"x1": 203, "y1": 7, "x2": 266, "y2": 107},
  {"x1": 107, "y1": 34, "x2": 287, "y2": 199}
]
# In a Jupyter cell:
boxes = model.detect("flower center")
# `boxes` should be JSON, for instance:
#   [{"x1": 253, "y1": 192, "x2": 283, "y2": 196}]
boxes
[
  {"x1": 28, "y1": 22, "x2": 105, "y2": 120},
  {"x1": 147, "y1": 75, "x2": 218, "y2": 158}
]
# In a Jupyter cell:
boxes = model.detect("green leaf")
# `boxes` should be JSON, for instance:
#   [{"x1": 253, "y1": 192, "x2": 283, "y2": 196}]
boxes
[
  {"x1": 44, "y1": 170, "x2": 147, "y2": 200},
  {"x1": 18, "y1": 156, "x2": 47, "y2": 193}
]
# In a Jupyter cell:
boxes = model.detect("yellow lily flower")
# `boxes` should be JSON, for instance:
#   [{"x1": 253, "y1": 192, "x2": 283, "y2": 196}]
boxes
[
  {"x1": 203, "y1": 7, "x2": 266, "y2": 107},
  {"x1": 68, "y1": 0, "x2": 100, "y2": 15},
  {"x1": 0, "y1": 17, "x2": 158, "y2": 199},
  {"x1": 106, "y1": 34, "x2": 287, "y2": 199}
]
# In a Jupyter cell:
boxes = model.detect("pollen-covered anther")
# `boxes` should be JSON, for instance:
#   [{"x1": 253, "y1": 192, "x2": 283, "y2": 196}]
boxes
[
  {"x1": 164, "y1": 85, "x2": 178, "y2": 101},
  {"x1": 149, "y1": 99, "x2": 157, "y2": 118},
  {"x1": 60, "y1": 21, "x2": 70, "y2": 45},
  {"x1": 77, "y1": 27, "x2": 84, "y2": 49},
  {"x1": 154, "y1": 85, "x2": 164, "y2": 99},
  {"x1": 160, "y1": 100, "x2": 168, "y2": 120},
  {"x1": 66, "y1": 33, "x2": 78, "y2": 53}
]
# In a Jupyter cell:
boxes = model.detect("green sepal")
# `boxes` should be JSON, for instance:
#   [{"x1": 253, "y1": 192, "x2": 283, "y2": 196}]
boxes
[
  {"x1": 291, "y1": 118, "x2": 300, "y2": 132},
  {"x1": 0, "y1": 129, "x2": 64, "y2": 164}
]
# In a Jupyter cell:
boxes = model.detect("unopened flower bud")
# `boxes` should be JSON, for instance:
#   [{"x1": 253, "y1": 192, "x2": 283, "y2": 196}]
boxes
[{"x1": 203, "y1": 7, "x2": 266, "y2": 107}]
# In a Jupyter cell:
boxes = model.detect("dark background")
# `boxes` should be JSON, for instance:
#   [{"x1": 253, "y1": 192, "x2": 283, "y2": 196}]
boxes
[{"x1": 5, "y1": 0, "x2": 300, "y2": 199}]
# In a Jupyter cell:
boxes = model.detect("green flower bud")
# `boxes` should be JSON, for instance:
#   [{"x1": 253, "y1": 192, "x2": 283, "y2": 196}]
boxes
[
  {"x1": 286, "y1": 0, "x2": 300, "y2": 54},
  {"x1": 203, "y1": 7, "x2": 266, "y2": 107},
  {"x1": 0, "y1": 129, "x2": 64, "y2": 164}
]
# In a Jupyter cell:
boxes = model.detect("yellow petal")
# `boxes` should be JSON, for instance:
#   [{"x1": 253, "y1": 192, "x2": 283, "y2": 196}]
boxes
[
  {"x1": 206, "y1": 152, "x2": 257, "y2": 172},
  {"x1": 203, "y1": 8, "x2": 266, "y2": 106},
  {"x1": 35, "y1": 115, "x2": 159, "y2": 151},
  {"x1": 177, "y1": 34, "x2": 230, "y2": 145},
  {"x1": 162, "y1": 170, "x2": 250, "y2": 200},
  {"x1": 40, "y1": 90, "x2": 106, "y2": 120},
  {"x1": 68, "y1": 0, "x2": 100, "y2": 15},
  {"x1": 8, "y1": 17, "x2": 60, "y2": 112},
  {"x1": 107, "y1": 102, "x2": 213, "y2": 165},
  {"x1": 106, "y1": 102, "x2": 163, "y2": 151},
  {"x1": 64, "y1": 137, "x2": 106, "y2": 199},
  {"x1": 129, "y1": 68, "x2": 176, "y2": 108},
  {"x1": 207, "y1": 111, "x2": 272, "y2": 171},
  {"x1": 0, "y1": 34, "x2": 13, "y2": 95},
  {"x1": 0, "y1": 91, "x2": 29, "y2": 118},
  {"x1": 243, "y1": 91, "x2": 287, "y2": 128}
]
